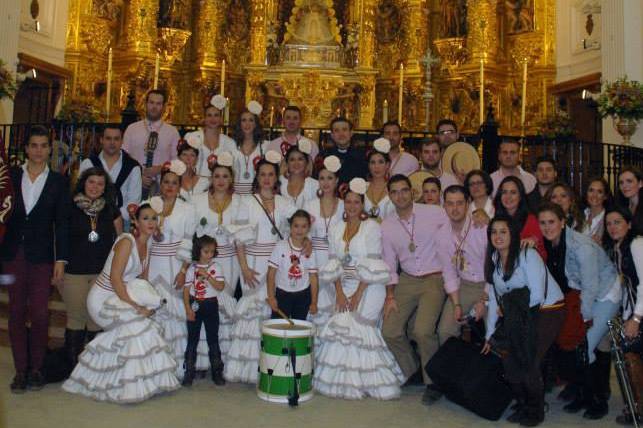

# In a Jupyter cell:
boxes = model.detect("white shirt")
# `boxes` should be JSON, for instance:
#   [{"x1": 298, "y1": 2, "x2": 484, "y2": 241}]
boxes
[
  {"x1": 279, "y1": 176, "x2": 319, "y2": 209},
  {"x1": 582, "y1": 208, "x2": 605, "y2": 239},
  {"x1": 183, "y1": 129, "x2": 237, "y2": 178},
  {"x1": 79, "y1": 151, "x2": 143, "y2": 220},
  {"x1": 21, "y1": 163, "x2": 49, "y2": 215},
  {"x1": 490, "y1": 166, "x2": 537, "y2": 196},
  {"x1": 268, "y1": 238, "x2": 317, "y2": 292},
  {"x1": 185, "y1": 260, "x2": 225, "y2": 299},
  {"x1": 469, "y1": 197, "x2": 495, "y2": 218}
]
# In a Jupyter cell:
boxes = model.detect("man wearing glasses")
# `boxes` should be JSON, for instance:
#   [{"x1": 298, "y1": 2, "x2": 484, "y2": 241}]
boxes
[{"x1": 436, "y1": 119, "x2": 459, "y2": 149}]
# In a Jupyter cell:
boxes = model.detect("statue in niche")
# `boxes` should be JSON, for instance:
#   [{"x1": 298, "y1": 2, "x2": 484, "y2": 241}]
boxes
[
  {"x1": 289, "y1": 0, "x2": 336, "y2": 45},
  {"x1": 93, "y1": 0, "x2": 122, "y2": 21},
  {"x1": 376, "y1": 0, "x2": 400, "y2": 44},
  {"x1": 226, "y1": 0, "x2": 250, "y2": 41},
  {"x1": 440, "y1": 0, "x2": 467, "y2": 38},
  {"x1": 506, "y1": 0, "x2": 535, "y2": 34},
  {"x1": 158, "y1": 0, "x2": 188, "y2": 28},
  {"x1": 266, "y1": 21, "x2": 281, "y2": 65}
]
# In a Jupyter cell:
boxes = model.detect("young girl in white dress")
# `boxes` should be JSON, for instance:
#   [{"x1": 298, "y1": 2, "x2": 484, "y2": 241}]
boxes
[
  {"x1": 184, "y1": 95, "x2": 237, "y2": 179},
  {"x1": 304, "y1": 155, "x2": 344, "y2": 330},
  {"x1": 314, "y1": 178, "x2": 405, "y2": 400},
  {"x1": 230, "y1": 101, "x2": 268, "y2": 195},
  {"x1": 225, "y1": 151, "x2": 296, "y2": 383},
  {"x1": 365, "y1": 138, "x2": 395, "y2": 222},
  {"x1": 147, "y1": 160, "x2": 197, "y2": 379},
  {"x1": 178, "y1": 140, "x2": 210, "y2": 202},
  {"x1": 190, "y1": 151, "x2": 240, "y2": 371},
  {"x1": 279, "y1": 141, "x2": 319, "y2": 209},
  {"x1": 63, "y1": 202, "x2": 180, "y2": 403}
]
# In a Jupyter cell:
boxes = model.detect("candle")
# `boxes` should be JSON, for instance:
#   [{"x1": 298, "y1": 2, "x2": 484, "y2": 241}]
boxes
[
  {"x1": 281, "y1": 107, "x2": 285, "y2": 125},
  {"x1": 105, "y1": 47, "x2": 112, "y2": 120},
  {"x1": 383, "y1": 99, "x2": 388, "y2": 123},
  {"x1": 224, "y1": 97, "x2": 230, "y2": 126},
  {"x1": 521, "y1": 59, "x2": 528, "y2": 132},
  {"x1": 220, "y1": 59, "x2": 226, "y2": 98},
  {"x1": 269, "y1": 106, "x2": 274, "y2": 128},
  {"x1": 398, "y1": 63, "x2": 404, "y2": 124},
  {"x1": 479, "y1": 58, "x2": 484, "y2": 125},
  {"x1": 153, "y1": 52, "x2": 160, "y2": 89}
]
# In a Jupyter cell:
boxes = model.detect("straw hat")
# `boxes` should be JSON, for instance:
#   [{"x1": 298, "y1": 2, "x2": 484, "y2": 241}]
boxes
[
  {"x1": 441, "y1": 142, "x2": 481, "y2": 178},
  {"x1": 409, "y1": 171, "x2": 435, "y2": 202}
]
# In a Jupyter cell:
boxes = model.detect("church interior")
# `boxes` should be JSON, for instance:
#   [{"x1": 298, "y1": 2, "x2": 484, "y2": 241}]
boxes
[{"x1": 0, "y1": 1, "x2": 643, "y2": 427}]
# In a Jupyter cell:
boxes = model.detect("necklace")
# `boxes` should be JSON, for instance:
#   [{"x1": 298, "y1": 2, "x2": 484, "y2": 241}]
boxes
[
  {"x1": 210, "y1": 193, "x2": 232, "y2": 235},
  {"x1": 452, "y1": 219, "x2": 472, "y2": 271},
  {"x1": 320, "y1": 198, "x2": 338, "y2": 237},
  {"x1": 88, "y1": 214, "x2": 99, "y2": 242},
  {"x1": 342, "y1": 221, "x2": 361, "y2": 265},
  {"x1": 397, "y1": 213, "x2": 416, "y2": 252}
]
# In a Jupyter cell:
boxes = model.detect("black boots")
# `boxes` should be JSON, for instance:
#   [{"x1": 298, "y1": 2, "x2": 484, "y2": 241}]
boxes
[
  {"x1": 182, "y1": 352, "x2": 197, "y2": 387},
  {"x1": 507, "y1": 383, "x2": 527, "y2": 423},
  {"x1": 209, "y1": 351, "x2": 225, "y2": 386},
  {"x1": 583, "y1": 350, "x2": 611, "y2": 420},
  {"x1": 65, "y1": 329, "x2": 87, "y2": 368},
  {"x1": 10, "y1": 372, "x2": 27, "y2": 394}
]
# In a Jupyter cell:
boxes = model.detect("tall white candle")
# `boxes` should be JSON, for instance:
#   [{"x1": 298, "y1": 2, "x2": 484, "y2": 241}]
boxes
[
  {"x1": 220, "y1": 59, "x2": 226, "y2": 97},
  {"x1": 398, "y1": 63, "x2": 404, "y2": 124},
  {"x1": 383, "y1": 99, "x2": 388, "y2": 123},
  {"x1": 521, "y1": 60, "x2": 528, "y2": 131},
  {"x1": 153, "y1": 52, "x2": 160, "y2": 89},
  {"x1": 480, "y1": 58, "x2": 484, "y2": 125},
  {"x1": 269, "y1": 106, "x2": 274, "y2": 128},
  {"x1": 224, "y1": 97, "x2": 230, "y2": 126},
  {"x1": 106, "y1": 47, "x2": 112, "y2": 119}
]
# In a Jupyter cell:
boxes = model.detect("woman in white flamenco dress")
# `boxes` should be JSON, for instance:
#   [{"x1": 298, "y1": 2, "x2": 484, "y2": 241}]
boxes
[
  {"x1": 303, "y1": 156, "x2": 344, "y2": 333},
  {"x1": 62, "y1": 204, "x2": 180, "y2": 403},
  {"x1": 314, "y1": 179, "x2": 405, "y2": 400},
  {"x1": 224, "y1": 154, "x2": 296, "y2": 383},
  {"x1": 147, "y1": 161, "x2": 197, "y2": 379},
  {"x1": 188, "y1": 153, "x2": 240, "y2": 371},
  {"x1": 364, "y1": 138, "x2": 395, "y2": 222}
]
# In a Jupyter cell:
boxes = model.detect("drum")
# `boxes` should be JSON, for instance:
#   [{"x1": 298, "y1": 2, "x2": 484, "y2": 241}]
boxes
[{"x1": 258, "y1": 319, "x2": 314, "y2": 404}]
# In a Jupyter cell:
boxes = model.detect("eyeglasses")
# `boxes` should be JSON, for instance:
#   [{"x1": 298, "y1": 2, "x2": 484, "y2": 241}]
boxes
[
  {"x1": 438, "y1": 129, "x2": 456, "y2": 136},
  {"x1": 468, "y1": 180, "x2": 485, "y2": 187}
]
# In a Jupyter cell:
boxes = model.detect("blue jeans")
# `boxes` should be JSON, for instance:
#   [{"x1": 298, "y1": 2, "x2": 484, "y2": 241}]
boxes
[{"x1": 586, "y1": 298, "x2": 620, "y2": 363}]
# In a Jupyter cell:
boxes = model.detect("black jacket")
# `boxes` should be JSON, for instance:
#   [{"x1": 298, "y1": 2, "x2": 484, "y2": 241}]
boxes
[
  {"x1": 0, "y1": 166, "x2": 70, "y2": 263},
  {"x1": 320, "y1": 144, "x2": 369, "y2": 185}
]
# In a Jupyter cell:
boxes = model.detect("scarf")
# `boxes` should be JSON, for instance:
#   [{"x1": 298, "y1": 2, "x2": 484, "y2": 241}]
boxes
[
  {"x1": 73, "y1": 193, "x2": 106, "y2": 217},
  {"x1": 545, "y1": 228, "x2": 569, "y2": 293}
]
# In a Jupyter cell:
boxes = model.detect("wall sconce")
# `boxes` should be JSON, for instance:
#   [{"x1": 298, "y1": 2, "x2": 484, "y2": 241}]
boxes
[
  {"x1": 16, "y1": 69, "x2": 37, "y2": 83},
  {"x1": 581, "y1": 89, "x2": 600, "y2": 102},
  {"x1": 31, "y1": 0, "x2": 40, "y2": 32}
]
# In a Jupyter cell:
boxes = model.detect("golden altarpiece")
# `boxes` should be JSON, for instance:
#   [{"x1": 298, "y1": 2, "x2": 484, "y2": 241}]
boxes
[{"x1": 63, "y1": 0, "x2": 555, "y2": 135}]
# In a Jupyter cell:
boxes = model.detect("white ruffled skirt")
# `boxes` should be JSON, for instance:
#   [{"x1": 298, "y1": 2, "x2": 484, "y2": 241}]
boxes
[
  {"x1": 63, "y1": 291, "x2": 180, "y2": 403},
  {"x1": 313, "y1": 282, "x2": 404, "y2": 400}
]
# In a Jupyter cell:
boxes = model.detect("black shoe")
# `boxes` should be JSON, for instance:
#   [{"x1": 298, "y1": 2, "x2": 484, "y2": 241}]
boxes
[
  {"x1": 182, "y1": 370, "x2": 195, "y2": 387},
  {"x1": 583, "y1": 397, "x2": 608, "y2": 420},
  {"x1": 557, "y1": 383, "x2": 578, "y2": 402},
  {"x1": 563, "y1": 394, "x2": 587, "y2": 413},
  {"x1": 212, "y1": 370, "x2": 225, "y2": 386},
  {"x1": 519, "y1": 414, "x2": 544, "y2": 427},
  {"x1": 10, "y1": 373, "x2": 27, "y2": 394},
  {"x1": 421, "y1": 384, "x2": 443, "y2": 406},
  {"x1": 402, "y1": 370, "x2": 424, "y2": 387},
  {"x1": 182, "y1": 352, "x2": 197, "y2": 387},
  {"x1": 507, "y1": 406, "x2": 526, "y2": 424},
  {"x1": 27, "y1": 370, "x2": 45, "y2": 391},
  {"x1": 616, "y1": 411, "x2": 642, "y2": 426}
]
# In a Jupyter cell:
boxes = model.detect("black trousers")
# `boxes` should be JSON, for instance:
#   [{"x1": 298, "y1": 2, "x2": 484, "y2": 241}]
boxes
[
  {"x1": 185, "y1": 298, "x2": 221, "y2": 363},
  {"x1": 271, "y1": 287, "x2": 311, "y2": 321}
]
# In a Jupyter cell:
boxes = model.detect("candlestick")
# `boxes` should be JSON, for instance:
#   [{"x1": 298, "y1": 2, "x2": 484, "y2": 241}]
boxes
[
  {"x1": 269, "y1": 106, "x2": 274, "y2": 128},
  {"x1": 224, "y1": 97, "x2": 230, "y2": 126},
  {"x1": 153, "y1": 52, "x2": 160, "y2": 89},
  {"x1": 479, "y1": 58, "x2": 484, "y2": 126},
  {"x1": 521, "y1": 59, "x2": 528, "y2": 132},
  {"x1": 106, "y1": 47, "x2": 112, "y2": 120},
  {"x1": 220, "y1": 59, "x2": 226, "y2": 97},
  {"x1": 383, "y1": 99, "x2": 388, "y2": 123},
  {"x1": 398, "y1": 63, "x2": 404, "y2": 124}
]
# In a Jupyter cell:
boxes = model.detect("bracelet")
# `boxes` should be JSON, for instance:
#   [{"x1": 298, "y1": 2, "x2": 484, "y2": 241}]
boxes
[
  {"x1": 180, "y1": 268, "x2": 187, "y2": 274},
  {"x1": 633, "y1": 315, "x2": 642, "y2": 324},
  {"x1": 385, "y1": 295, "x2": 395, "y2": 301}
]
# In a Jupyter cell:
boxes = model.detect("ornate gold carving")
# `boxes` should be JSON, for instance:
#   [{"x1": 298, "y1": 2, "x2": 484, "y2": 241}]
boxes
[
  {"x1": 157, "y1": 27, "x2": 191, "y2": 66},
  {"x1": 433, "y1": 38, "x2": 469, "y2": 73}
]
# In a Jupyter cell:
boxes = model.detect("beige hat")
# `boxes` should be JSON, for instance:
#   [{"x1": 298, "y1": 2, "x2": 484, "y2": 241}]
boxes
[
  {"x1": 409, "y1": 171, "x2": 435, "y2": 202},
  {"x1": 441, "y1": 142, "x2": 481, "y2": 178}
]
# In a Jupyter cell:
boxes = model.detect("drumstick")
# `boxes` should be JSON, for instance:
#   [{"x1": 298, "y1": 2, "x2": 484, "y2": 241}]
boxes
[{"x1": 275, "y1": 308, "x2": 295, "y2": 326}]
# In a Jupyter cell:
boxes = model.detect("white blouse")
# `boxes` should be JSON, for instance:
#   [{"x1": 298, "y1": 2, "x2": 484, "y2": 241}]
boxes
[{"x1": 279, "y1": 176, "x2": 319, "y2": 209}]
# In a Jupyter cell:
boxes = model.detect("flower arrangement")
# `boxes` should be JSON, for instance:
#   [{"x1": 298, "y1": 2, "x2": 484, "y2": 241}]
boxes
[
  {"x1": 597, "y1": 76, "x2": 643, "y2": 120},
  {"x1": 539, "y1": 110, "x2": 576, "y2": 140},
  {"x1": 55, "y1": 100, "x2": 99, "y2": 123},
  {"x1": 0, "y1": 60, "x2": 17, "y2": 100}
]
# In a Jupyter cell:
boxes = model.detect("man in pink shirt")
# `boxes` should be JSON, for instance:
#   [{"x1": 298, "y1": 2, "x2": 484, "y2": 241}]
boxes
[
  {"x1": 123, "y1": 90, "x2": 180, "y2": 197},
  {"x1": 382, "y1": 121, "x2": 418, "y2": 177},
  {"x1": 435, "y1": 185, "x2": 488, "y2": 346},
  {"x1": 490, "y1": 140, "x2": 537, "y2": 197},
  {"x1": 266, "y1": 105, "x2": 319, "y2": 161},
  {"x1": 420, "y1": 140, "x2": 460, "y2": 188},
  {"x1": 380, "y1": 174, "x2": 454, "y2": 405}
]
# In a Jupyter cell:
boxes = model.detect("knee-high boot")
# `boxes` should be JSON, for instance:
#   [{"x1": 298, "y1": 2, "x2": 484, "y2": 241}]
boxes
[
  {"x1": 507, "y1": 383, "x2": 527, "y2": 423},
  {"x1": 583, "y1": 350, "x2": 611, "y2": 419},
  {"x1": 209, "y1": 350, "x2": 225, "y2": 385},
  {"x1": 182, "y1": 351, "x2": 197, "y2": 387}
]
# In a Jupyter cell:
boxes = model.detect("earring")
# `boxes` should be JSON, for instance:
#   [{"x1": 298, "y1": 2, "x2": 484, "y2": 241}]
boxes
[
  {"x1": 316, "y1": 188, "x2": 324, "y2": 198},
  {"x1": 131, "y1": 225, "x2": 140, "y2": 238},
  {"x1": 342, "y1": 212, "x2": 348, "y2": 221},
  {"x1": 359, "y1": 212, "x2": 368, "y2": 221}
]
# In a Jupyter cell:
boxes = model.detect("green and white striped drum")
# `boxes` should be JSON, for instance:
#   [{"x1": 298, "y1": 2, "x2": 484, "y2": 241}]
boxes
[{"x1": 258, "y1": 319, "x2": 314, "y2": 404}]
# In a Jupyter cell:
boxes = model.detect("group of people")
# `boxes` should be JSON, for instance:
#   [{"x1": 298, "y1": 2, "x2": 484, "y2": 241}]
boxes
[{"x1": 2, "y1": 89, "x2": 642, "y2": 428}]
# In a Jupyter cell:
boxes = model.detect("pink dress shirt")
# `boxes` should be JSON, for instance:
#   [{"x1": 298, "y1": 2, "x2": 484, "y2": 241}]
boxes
[
  {"x1": 389, "y1": 152, "x2": 419, "y2": 177},
  {"x1": 123, "y1": 119, "x2": 180, "y2": 167},
  {"x1": 436, "y1": 217, "x2": 488, "y2": 293},
  {"x1": 490, "y1": 166, "x2": 537, "y2": 196},
  {"x1": 381, "y1": 203, "x2": 450, "y2": 289}
]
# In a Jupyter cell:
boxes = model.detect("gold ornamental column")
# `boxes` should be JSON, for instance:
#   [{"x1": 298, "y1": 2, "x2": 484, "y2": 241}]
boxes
[
  {"x1": 466, "y1": 0, "x2": 498, "y2": 61},
  {"x1": 245, "y1": 0, "x2": 268, "y2": 106},
  {"x1": 356, "y1": 0, "x2": 377, "y2": 128}
]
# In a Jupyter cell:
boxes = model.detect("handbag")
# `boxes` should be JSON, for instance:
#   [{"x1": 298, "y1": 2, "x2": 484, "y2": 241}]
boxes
[{"x1": 555, "y1": 289, "x2": 586, "y2": 351}]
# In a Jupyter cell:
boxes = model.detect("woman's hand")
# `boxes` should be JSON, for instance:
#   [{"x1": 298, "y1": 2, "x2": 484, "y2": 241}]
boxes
[
  {"x1": 266, "y1": 296, "x2": 280, "y2": 313},
  {"x1": 348, "y1": 289, "x2": 364, "y2": 312},
  {"x1": 520, "y1": 238, "x2": 537, "y2": 249},
  {"x1": 335, "y1": 291, "x2": 349, "y2": 312},
  {"x1": 383, "y1": 296, "x2": 399, "y2": 320},
  {"x1": 52, "y1": 261, "x2": 65, "y2": 287},
  {"x1": 242, "y1": 267, "x2": 260, "y2": 288},
  {"x1": 186, "y1": 308, "x2": 196, "y2": 322},
  {"x1": 481, "y1": 341, "x2": 492, "y2": 355},
  {"x1": 625, "y1": 319, "x2": 640, "y2": 339},
  {"x1": 308, "y1": 302, "x2": 318, "y2": 315},
  {"x1": 473, "y1": 300, "x2": 487, "y2": 320},
  {"x1": 453, "y1": 303, "x2": 463, "y2": 324},
  {"x1": 135, "y1": 305, "x2": 154, "y2": 317},
  {"x1": 174, "y1": 271, "x2": 186, "y2": 290},
  {"x1": 471, "y1": 210, "x2": 490, "y2": 228}
]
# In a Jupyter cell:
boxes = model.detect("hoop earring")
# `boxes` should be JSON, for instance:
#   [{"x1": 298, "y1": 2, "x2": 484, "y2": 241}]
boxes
[
  {"x1": 342, "y1": 212, "x2": 348, "y2": 221},
  {"x1": 316, "y1": 188, "x2": 324, "y2": 198}
]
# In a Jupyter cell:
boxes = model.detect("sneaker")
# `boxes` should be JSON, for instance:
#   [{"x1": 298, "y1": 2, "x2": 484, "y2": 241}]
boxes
[
  {"x1": 10, "y1": 373, "x2": 27, "y2": 394},
  {"x1": 421, "y1": 384, "x2": 443, "y2": 406},
  {"x1": 27, "y1": 371, "x2": 45, "y2": 391}
]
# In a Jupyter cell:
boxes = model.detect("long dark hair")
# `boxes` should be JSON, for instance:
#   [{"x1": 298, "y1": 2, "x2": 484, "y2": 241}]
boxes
[
  {"x1": 602, "y1": 205, "x2": 635, "y2": 257},
  {"x1": 75, "y1": 167, "x2": 118, "y2": 210},
  {"x1": 493, "y1": 176, "x2": 530, "y2": 231},
  {"x1": 615, "y1": 166, "x2": 643, "y2": 235},
  {"x1": 544, "y1": 182, "x2": 585, "y2": 232},
  {"x1": 191, "y1": 233, "x2": 217, "y2": 262},
  {"x1": 252, "y1": 159, "x2": 280, "y2": 193},
  {"x1": 584, "y1": 176, "x2": 614, "y2": 210},
  {"x1": 484, "y1": 214, "x2": 523, "y2": 283},
  {"x1": 233, "y1": 110, "x2": 264, "y2": 149}
]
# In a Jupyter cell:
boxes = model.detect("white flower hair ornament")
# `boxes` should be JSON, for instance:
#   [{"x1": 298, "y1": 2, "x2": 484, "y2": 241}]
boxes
[
  {"x1": 323, "y1": 155, "x2": 341, "y2": 173},
  {"x1": 298, "y1": 139, "x2": 312, "y2": 155},
  {"x1": 185, "y1": 135, "x2": 201, "y2": 150},
  {"x1": 247, "y1": 100, "x2": 263, "y2": 116},
  {"x1": 149, "y1": 196, "x2": 164, "y2": 214},
  {"x1": 210, "y1": 94, "x2": 227, "y2": 110},
  {"x1": 373, "y1": 138, "x2": 391, "y2": 154},
  {"x1": 265, "y1": 150, "x2": 282, "y2": 165},
  {"x1": 348, "y1": 177, "x2": 368, "y2": 195},
  {"x1": 166, "y1": 159, "x2": 187, "y2": 176},
  {"x1": 216, "y1": 150, "x2": 234, "y2": 167}
]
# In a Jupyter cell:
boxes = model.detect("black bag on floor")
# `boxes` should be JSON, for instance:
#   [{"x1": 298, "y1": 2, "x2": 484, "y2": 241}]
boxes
[{"x1": 425, "y1": 336, "x2": 512, "y2": 421}]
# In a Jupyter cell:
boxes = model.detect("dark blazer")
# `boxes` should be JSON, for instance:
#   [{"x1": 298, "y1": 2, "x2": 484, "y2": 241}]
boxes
[
  {"x1": 0, "y1": 166, "x2": 70, "y2": 263},
  {"x1": 320, "y1": 144, "x2": 369, "y2": 185}
]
